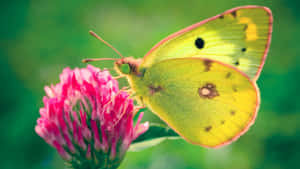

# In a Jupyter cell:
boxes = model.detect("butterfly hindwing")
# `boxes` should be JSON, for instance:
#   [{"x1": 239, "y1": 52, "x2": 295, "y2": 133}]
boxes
[
  {"x1": 131, "y1": 58, "x2": 259, "y2": 147},
  {"x1": 141, "y1": 6, "x2": 272, "y2": 80}
]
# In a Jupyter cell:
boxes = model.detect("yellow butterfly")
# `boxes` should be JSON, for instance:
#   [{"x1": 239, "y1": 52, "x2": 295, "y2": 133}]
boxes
[{"x1": 85, "y1": 6, "x2": 273, "y2": 148}]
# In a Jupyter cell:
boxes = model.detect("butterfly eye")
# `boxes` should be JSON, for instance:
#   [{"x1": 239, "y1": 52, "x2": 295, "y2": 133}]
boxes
[
  {"x1": 195, "y1": 38, "x2": 205, "y2": 49},
  {"x1": 241, "y1": 48, "x2": 247, "y2": 52},
  {"x1": 120, "y1": 64, "x2": 131, "y2": 74}
]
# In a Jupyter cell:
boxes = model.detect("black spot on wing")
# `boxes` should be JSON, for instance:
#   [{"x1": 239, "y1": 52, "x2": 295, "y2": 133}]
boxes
[
  {"x1": 205, "y1": 126, "x2": 212, "y2": 132},
  {"x1": 232, "y1": 86, "x2": 238, "y2": 92},
  {"x1": 226, "y1": 72, "x2": 232, "y2": 79},
  {"x1": 244, "y1": 24, "x2": 248, "y2": 31},
  {"x1": 231, "y1": 11, "x2": 237, "y2": 18},
  {"x1": 234, "y1": 60, "x2": 240, "y2": 66},
  {"x1": 203, "y1": 59, "x2": 212, "y2": 72},
  {"x1": 149, "y1": 85, "x2": 163, "y2": 95},
  {"x1": 198, "y1": 83, "x2": 219, "y2": 99},
  {"x1": 230, "y1": 111, "x2": 236, "y2": 116},
  {"x1": 195, "y1": 38, "x2": 205, "y2": 49}
]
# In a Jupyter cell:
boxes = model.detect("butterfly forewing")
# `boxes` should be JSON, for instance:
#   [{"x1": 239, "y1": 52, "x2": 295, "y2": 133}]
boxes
[{"x1": 141, "y1": 6, "x2": 272, "y2": 80}]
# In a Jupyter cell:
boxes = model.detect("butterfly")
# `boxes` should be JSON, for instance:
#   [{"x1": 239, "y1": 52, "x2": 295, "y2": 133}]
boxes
[{"x1": 84, "y1": 6, "x2": 273, "y2": 148}]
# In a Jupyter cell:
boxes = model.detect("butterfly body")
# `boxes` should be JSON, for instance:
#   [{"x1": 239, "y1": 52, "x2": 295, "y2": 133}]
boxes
[{"x1": 113, "y1": 6, "x2": 272, "y2": 148}]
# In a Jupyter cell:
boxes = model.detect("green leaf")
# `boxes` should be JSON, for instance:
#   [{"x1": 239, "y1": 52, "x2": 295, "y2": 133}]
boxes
[{"x1": 129, "y1": 123, "x2": 181, "y2": 152}]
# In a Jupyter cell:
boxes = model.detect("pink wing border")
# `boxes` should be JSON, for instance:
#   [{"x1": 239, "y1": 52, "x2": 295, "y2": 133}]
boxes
[{"x1": 143, "y1": 5, "x2": 273, "y2": 81}]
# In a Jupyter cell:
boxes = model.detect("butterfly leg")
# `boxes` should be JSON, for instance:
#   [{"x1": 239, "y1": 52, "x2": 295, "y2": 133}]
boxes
[{"x1": 113, "y1": 75, "x2": 126, "y2": 79}]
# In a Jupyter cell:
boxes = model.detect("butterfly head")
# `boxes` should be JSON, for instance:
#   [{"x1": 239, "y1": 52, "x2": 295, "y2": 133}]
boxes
[
  {"x1": 82, "y1": 31, "x2": 145, "y2": 77},
  {"x1": 114, "y1": 57, "x2": 143, "y2": 76}
]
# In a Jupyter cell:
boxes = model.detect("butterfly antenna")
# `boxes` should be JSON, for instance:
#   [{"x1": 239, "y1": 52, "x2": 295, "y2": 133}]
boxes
[
  {"x1": 82, "y1": 57, "x2": 119, "y2": 63},
  {"x1": 82, "y1": 31, "x2": 125, "y2": 63},
  {"x1": 89, "y1": 30, "x2": 124, "y2": 58}
]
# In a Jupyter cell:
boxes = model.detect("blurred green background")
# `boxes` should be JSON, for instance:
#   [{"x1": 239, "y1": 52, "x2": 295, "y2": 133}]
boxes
[{"x1": 1, "y1": 0, "x2": 300, "y2": 169}]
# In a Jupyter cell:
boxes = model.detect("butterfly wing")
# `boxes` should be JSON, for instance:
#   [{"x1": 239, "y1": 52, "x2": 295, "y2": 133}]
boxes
[
  {"x1": 141, "y1": 6, "x2": 272, "y2": 81},
  {"x1": 131, "y1": 58, "x2": 259, "y2": 147}
]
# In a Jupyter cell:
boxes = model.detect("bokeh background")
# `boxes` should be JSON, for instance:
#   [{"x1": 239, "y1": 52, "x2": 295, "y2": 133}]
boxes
[{"x1": 1, "y1": 0, "x2": 300, "y2": 169}]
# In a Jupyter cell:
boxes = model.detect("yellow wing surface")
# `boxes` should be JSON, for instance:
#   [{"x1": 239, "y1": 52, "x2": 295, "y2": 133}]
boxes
[
  {"x1": 130, "y1": 58, "x2": 260, "y2": 147},
  {"x1": 141, "y1": 6, "x2": 272, "y2": 81}
]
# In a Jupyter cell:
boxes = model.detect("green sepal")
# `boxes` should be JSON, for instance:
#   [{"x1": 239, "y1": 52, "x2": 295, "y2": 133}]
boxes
[{"x1": 129, "y1": 123, "x2": 181, "y2": 152}]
